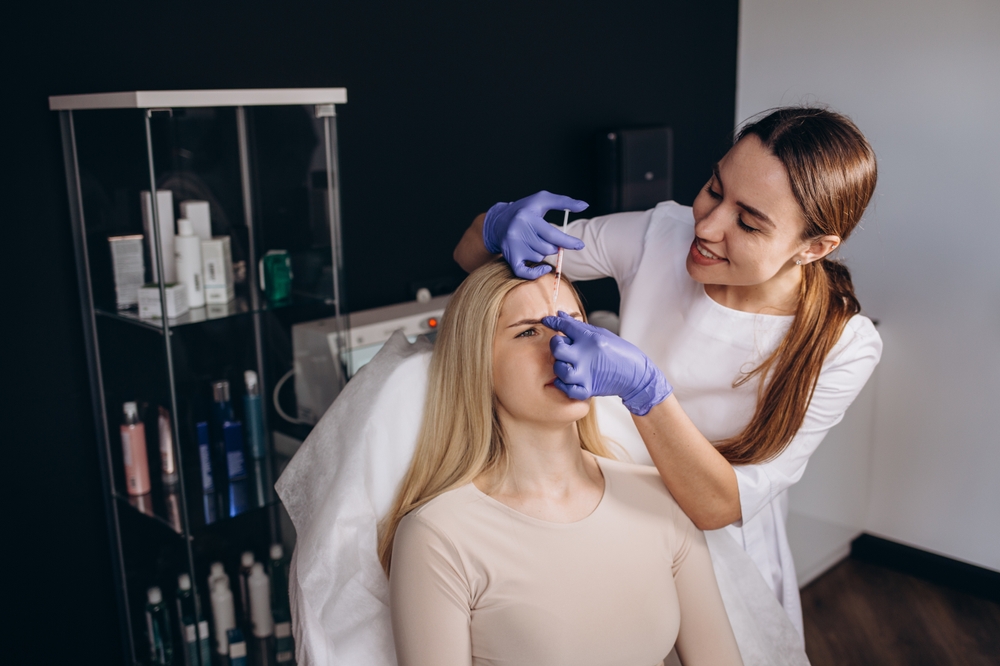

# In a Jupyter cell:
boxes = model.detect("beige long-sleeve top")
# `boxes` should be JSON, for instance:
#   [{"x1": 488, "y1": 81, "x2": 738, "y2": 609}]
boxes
[{"x1": 389, "y1": 456, "x2": 743, "y2": 666}]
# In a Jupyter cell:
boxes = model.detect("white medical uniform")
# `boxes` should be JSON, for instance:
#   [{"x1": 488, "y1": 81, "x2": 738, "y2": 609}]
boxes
[{"x1": 560, "y1": 201, "x2": 882, "y2": 635}]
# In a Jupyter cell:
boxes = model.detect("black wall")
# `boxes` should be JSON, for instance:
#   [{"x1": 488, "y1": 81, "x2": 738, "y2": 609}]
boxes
[{"x1": 5, "y1": 1, "x2": 738, "y2": 661}]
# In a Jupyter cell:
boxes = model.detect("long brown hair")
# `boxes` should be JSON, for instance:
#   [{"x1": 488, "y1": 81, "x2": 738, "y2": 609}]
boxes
[
  {"x1": 377, "y1": 260, "x2": 614, "y2": 573},
  {"x1": 715, "y1": 108, "x2": 877, "y2": 465}
]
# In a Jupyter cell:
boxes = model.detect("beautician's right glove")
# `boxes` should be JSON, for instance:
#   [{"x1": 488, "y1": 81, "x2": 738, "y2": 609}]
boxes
[
  {"x1": 542, "y1": 312, "x2": 673, "y2": 416},
  {"x1": 483, "y1": 190, "x2": 588, "y2": 280}
]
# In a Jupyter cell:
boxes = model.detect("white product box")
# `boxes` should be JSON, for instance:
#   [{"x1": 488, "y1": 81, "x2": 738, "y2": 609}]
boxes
[
  {"x1": 201, "y1": 236, "x2": 235, "y2": 304},
  {"x1": 138, "y1": 283, "x2": 190, "y2": 319},
  {"x1": 108, "y1": 234, "x2": 145, "y2": 309},
  {"x1": 179, "y1": 200, "x2": 212, "y2": 241},
  {"x1": 141, "y1": 190, "x2": 176, "y2": 283}
]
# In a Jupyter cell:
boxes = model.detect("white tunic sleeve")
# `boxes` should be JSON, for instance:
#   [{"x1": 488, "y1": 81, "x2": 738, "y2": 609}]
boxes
[
  {"x1": 558, "y1": 209, "x2": 654, "y2": 284},
  {"x1": 732, "y1": 315, "x2": 883, "y2": 525}
]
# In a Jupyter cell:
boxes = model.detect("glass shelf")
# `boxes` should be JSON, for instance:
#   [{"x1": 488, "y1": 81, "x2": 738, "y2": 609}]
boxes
[
  {"x1": 95, "y1": 293, "x2": 338, "y2": 332},
  {"x1": 114, "y1": 491, "x2": 186, "y2": 536},
  {"x1": 114, "y1": 489, "x2": 282, "y2": 537}
]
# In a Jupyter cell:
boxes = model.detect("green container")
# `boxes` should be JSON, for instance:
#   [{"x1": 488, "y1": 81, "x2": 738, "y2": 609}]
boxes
[{"x1": 260, "y1": 250, "x2": 293, "y2": 304}]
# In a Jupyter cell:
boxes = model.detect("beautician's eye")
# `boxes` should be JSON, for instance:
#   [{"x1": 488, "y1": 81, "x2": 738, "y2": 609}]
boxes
[{"x1": 516, "y1": 328, "x2": 538, "y2": 338}]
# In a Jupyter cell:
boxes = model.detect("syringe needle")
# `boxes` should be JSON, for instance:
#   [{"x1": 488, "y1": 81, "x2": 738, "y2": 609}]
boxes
[{"x1": 551, "y1": 209, "x2": 570, "y2": 308}]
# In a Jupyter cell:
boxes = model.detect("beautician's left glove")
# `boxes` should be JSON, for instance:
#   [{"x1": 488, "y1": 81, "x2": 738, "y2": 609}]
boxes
[
  {"x1": 482, "y1": 190, "x2": 588, "y2": 280},
  {"x1": 542, "y1": 311, "x2": 672, "y2": 416}
]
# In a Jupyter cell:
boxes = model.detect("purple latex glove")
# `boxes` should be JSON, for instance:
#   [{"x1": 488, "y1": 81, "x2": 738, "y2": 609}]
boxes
[
  {"x1": 483, "y1": 190, "x2": 588, "y2": 280},
  {"x1": 542, "y1": 311, "x2": 672, "y2": 416}
]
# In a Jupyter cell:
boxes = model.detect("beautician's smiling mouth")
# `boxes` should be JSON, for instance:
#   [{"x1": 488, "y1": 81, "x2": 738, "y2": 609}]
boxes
[{"x1": 694, "y1": 238, "x2": 726, "y2": 261}]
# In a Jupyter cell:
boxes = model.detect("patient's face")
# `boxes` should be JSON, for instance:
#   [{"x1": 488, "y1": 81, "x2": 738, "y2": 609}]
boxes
[{"x1": 493, "y1": 275, "x2": 591, "y2": 427}]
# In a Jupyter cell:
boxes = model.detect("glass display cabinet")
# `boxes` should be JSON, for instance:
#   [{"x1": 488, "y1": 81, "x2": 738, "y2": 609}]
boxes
[{"x1": 51, "y1": 89, "x2": 350, "y2": 666}]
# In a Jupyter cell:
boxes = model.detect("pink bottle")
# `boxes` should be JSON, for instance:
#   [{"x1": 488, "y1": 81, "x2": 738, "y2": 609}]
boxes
[{"x1": 121, "y1": 401, "x2": 151, "y2": 496}]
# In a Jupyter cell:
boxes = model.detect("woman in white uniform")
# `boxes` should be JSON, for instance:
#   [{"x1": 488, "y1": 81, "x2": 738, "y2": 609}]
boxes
[{"x1": 453, "y1": 107, "x2": 882, "y2": 634}]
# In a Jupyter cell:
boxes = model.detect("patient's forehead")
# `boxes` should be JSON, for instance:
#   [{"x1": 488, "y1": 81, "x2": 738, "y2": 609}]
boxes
[{"x1": 498, "y1": 275, "x2": 579, "y2": 323}]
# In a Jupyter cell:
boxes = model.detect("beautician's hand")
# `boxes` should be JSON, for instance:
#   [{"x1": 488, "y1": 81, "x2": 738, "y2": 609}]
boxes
[
  {"x1": 542, "y1": 312, "x2": 673, "y2": 416},
  {"x1": 483, "y1": 191, "x2": 588, "y2": 279}
]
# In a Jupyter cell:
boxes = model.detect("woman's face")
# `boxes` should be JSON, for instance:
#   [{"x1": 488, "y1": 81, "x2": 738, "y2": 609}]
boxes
[
  {"x1": 687, "y1": 135, "x2": 824, "y2": 287},
  {"x1": 492, "y1": 275, "x2": 590, "y2": 427}
]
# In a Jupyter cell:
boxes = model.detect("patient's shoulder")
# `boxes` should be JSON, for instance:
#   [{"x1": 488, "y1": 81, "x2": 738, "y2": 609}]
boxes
[
  {"x1": 401, "y1": 484, "x2": 484, "y2": 534},
  {"x1": 598, "y1": 457, "x2": 683, "y2": 512}
]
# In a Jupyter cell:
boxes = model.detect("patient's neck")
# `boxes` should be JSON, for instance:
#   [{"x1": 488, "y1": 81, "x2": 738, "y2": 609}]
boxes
[{"x1": 476, "y1": 411, "x2": 605, "y2": 523}]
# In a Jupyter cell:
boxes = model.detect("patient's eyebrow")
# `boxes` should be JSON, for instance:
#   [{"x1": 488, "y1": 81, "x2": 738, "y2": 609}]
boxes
[{"x1": 506, "y1": 311, "x2": 582, "y2": 328}]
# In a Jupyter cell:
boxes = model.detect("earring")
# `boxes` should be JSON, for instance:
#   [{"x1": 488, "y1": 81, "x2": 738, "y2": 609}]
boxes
[{"x1": 795, "y1": 259, "x2": 803, "y2": 265}]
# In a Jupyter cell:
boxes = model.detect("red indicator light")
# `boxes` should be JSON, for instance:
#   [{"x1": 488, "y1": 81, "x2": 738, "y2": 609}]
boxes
[{"x1": 427, "y1": 318, "x2": 438, "y2": 328}]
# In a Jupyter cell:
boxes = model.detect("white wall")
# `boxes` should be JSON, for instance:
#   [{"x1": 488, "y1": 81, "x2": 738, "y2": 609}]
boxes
[{"x1": 738, "y1": 0, "x2": 1000, "y2": 571}]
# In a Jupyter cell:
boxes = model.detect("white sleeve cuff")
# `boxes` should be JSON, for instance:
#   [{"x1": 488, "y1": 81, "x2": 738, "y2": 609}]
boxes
[{"x1": 732, "y1": 464, "x2": 775, "y2": 527}]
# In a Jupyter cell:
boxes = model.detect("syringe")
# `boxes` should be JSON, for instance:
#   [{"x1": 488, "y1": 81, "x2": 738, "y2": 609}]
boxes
[{"x1": 551, "y1": 209, "x2": 570, "y2": 308}]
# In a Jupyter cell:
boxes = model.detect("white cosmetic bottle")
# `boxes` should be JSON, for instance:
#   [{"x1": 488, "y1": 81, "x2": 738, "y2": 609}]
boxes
[
  {"x1": 248, "y1": 562, "x2": 274, "y2": 639},
  {"x1": 174, "y1": 219, "x2": 206, "y2": 308}
]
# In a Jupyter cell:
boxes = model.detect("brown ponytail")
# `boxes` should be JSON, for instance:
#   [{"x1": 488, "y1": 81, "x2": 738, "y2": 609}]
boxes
[{"x1": 714, "y1": 108, "x2": 877, "y2": 465}]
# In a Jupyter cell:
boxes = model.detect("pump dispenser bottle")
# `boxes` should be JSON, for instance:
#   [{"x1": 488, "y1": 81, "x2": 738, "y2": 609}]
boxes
[
  {"x1": 146, "y1": 586, "x2": 174, "y2": 666},
  {"x1": 121, "y1": 402, "x2": 151, "y2": 496}
]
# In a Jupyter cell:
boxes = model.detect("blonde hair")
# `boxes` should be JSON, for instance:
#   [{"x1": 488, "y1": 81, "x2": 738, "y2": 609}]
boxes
[{"x1": 377, "y1": 259, "x2": 613, "y2": 573}]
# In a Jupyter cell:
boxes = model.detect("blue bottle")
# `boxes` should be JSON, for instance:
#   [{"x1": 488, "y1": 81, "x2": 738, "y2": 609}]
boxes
[
  {"x1": 224, "y1": 420, "x2": 249, "y2": 517},
  {"x1": 196, "y1": 422, "x2": 217, "y2": 525}
]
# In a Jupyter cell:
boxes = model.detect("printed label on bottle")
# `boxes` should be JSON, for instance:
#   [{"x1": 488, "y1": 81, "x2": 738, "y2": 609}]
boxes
[
  {"x1": 227, "y1": 450, "x2": 246, "y2": 478},
  {"x1": 229, "y1": 642, "x2": 247, "y2": 658},
  {"x1": 198, "y1": 620, "x2": 210, "y2": 639},
  {"x1": 199, "y1": 444, "x2": 214, "y2": 492},
  {"x1": 275, "y1": 621, "x2": 291, "y2": 638},
  {"x1": 185, "y1": 622, "x2": 197, "y2": 643},
  {"x1": 276, "y1": 651, "x2": 293, "y2": 663},
  {"x1": 122, "y1": 431, "x2": 133, "y2": 467}
]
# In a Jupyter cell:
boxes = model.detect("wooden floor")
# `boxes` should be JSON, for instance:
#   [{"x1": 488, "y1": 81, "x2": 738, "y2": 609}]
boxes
[{"x1": 801, "y1": 558, "x2": 1000, "y2": 665}]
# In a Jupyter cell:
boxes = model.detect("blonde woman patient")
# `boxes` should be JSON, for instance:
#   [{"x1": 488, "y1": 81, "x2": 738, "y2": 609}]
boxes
[{"x1": 378, "y1": 259, "x2": 743, "y2": 666}]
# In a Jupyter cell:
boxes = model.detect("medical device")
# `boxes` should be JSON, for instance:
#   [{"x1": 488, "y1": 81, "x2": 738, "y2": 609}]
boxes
[
  {"x1": 551, "y1": 209, "x2": 569, "y2": 307},
  {"x1": 288, "y1": 292, "x2": 451, "y2": 425}
]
